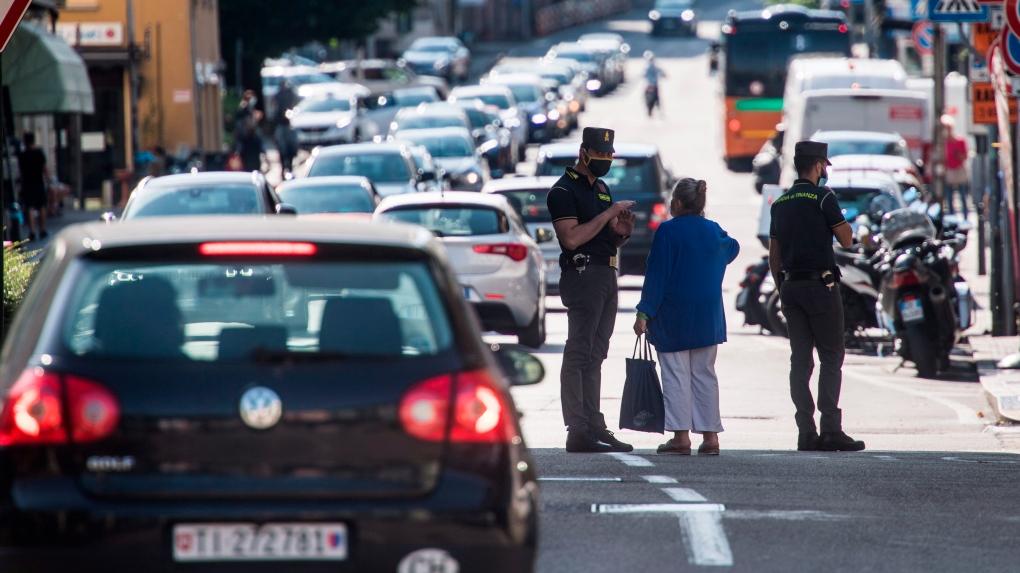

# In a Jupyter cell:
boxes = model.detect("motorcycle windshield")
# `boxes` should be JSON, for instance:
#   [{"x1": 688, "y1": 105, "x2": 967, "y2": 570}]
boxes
[{"x1": 880, "y1": 209, "x2": 935, "y2": 249}]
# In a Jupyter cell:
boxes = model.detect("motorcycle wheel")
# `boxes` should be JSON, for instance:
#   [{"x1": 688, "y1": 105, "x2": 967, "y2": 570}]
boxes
[
  {"x1": 766, "y1": 290, "x2": 788, "y2": 338},
  {"x1": 906, "y1": 324, "x2": 938, "y2": 378}
]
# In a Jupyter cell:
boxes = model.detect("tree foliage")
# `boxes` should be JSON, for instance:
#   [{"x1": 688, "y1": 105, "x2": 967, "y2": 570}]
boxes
[
  {"x1": 3, "y1": 241, "x2": 37, "y2": 335},
  {"x1": 219, "y1": 0, "x2": 418, "y2": 94}
]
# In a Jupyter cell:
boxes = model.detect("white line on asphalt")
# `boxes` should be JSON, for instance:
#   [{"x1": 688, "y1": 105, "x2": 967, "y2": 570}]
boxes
[
  {"x1": 723, "y1": 509, "x2": 850, "y2": 521},
  {"x1": 874, "y1": 455, "x2": 897, "y2": 461},
  {"x1": 608, "y1": 452, "x2": 654, "y2": 467},
  {"x1": 679, "y1": 512, "x2": 735, "y2": 567},
  {"x1": 594, "y1": 503, "x2": 726, "y2": 514},
  {"x1": 842, "y1": 369, "x2": 981, "y2": 424},
  {"x1": 537, "y1": 477, "x2": 623, "y2": 482},
  {"x1": 642, "y1": 475, "x2": 678, "y2": 483},
  {"x1": 662, "y1": 487, "x2": 709, "y2": 502}
]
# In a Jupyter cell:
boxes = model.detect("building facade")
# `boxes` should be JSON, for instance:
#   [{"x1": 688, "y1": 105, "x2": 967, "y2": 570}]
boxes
[{"x1": 58, "y1": 0, "x2": 223, "y2": 191}]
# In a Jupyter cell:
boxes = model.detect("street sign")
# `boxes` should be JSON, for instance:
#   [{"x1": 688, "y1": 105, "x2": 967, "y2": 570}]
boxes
[
  {"x1": 0, "y1": 0, "x2": 31, "y2": 52},
  {"x1": 913, "y1": 21, "x2": 935, "y2": 55},
  {"x1": 911, "y1": 0, "x2": 928, "y2": 22},
  {"x1": 972, "y1": 82, "x2": 1018, "y2": 124},
  {"x1": 929, "y1": 0, "x2": 990, "y2": 23},
  {"x1": 1001, "y1": 27, "x2": 1020, "y2": 75},
  {"x1": 1007, "y1": 0, "x2": 1020, "y2": 37},
  {"x1": 971, "y1": 54, "x2": 990, "y2": 82}
]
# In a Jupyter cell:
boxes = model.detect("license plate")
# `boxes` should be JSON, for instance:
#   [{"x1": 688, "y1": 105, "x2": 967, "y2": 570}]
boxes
[
  {"x1": 900, "y1": 298, "x2": 924, "y2": 323},
  {"x1": 172, "y1": 523, "x2": 347, "y2": 562}
]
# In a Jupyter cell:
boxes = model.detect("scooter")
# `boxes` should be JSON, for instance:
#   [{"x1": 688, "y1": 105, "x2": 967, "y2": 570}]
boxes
[
  {"x1": 873, "y1": 208, "x2": 972, "y2": 378},
  {"x1": 736, "y1": 256, "x2": 774, "y2": 333},
  {"x1": 644, "y1": 84, "x2": 659, "y2": 117}
]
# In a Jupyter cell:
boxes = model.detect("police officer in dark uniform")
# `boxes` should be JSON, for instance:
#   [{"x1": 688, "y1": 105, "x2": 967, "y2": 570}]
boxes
[
  {"x1": 769, "y1": 141, "x2": 865, "y2": 452},
  {"x1": 547, "y1": 127, "x2": 636, "y2": 453}
]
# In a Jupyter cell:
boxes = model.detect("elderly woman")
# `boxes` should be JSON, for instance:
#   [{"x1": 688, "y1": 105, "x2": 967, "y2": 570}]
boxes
[{"x1": 634, "y1": 178, "x2": 739, "y2": 455}]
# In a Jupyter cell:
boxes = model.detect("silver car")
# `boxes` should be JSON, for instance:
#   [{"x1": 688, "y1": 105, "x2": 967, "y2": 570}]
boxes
[
  {"x1": 482, "y1": 176, "x2": 562, "y2": 295},
  {"x1": 290, "y1": 86, "x2": 370, "y2": 149},
  {"x1": 394, "y1": 127, "x2": 490, "y2": 192},
  {"x1": 449, "y1": 85, "x2": 529, "y2": 158},
  {"x1": 299, "y1": 143, "x2": 428, "y2": 197},
  {"x1": 374, "y1": 191, "x2": 548, "y2": 348}
]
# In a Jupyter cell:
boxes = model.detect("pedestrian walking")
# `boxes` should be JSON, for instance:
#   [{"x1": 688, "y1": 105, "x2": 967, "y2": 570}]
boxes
[
  {"x1": 643, "y1": 51, "x2": 665, "y2": 118},
  {"x1": 942, "y1": 115, "x2": 970, "y2": 218},
  {"x1": 235, "y1": 90, "x2": 258, "y2": 135},
  {"x1": 547, "y1": 127, "x2": 637, "y2": 453},
  {"x1": 273, "y1": 81, "x2": 299, "y2": 127},
  {"x1": 274, "y1": 114, "x2": 298, "y2": 178},
  {"x1": 17, "y1": 132, "x2": 49, "y2": 242},
  {"x1": 769, "y1": 141, "x2": 865, "y2": 452},
  {"x1": 234, "y1": 119, "x2": 266, "y2": 174},
  {"x1": 633, "y1": 178, "x2": 739, "y2": 456}
]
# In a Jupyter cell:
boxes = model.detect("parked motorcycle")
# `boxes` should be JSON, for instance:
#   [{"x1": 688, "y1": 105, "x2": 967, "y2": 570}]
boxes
[
  {"x1": 736, "y1": 256, "x2": 775, "y2": 333},
  {"x1": 873, "y1": 208, "x2": 973, "y2": 378}
]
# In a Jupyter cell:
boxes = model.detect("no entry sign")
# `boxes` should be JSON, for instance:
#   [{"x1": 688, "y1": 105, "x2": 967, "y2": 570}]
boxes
[
  {"x1": 0, "y1": 0, "x2": 30, "y2": 53},
  {"x1": 912, "y1": 20, "x2": 935, "y2": 55}
]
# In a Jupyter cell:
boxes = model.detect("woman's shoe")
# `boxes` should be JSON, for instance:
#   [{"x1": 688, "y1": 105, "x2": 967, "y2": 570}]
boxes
[
  {"x1": 656, "y1": 439, "x2": 691, "y2": 455},
  {"x1": 697, "y1": 444, "x2": 720, "y2": 456}
]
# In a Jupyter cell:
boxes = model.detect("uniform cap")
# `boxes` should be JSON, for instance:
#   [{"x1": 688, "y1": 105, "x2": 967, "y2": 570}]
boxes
[
  {"x1": 582, "y1": 127, "x2": 615, "y2": 153},
  {"x1": 794, "y1": 141, "x2": 831, "y2": 165}
]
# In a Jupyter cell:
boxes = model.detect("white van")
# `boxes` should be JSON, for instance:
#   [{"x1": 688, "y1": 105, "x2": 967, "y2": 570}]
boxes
[
  {"x1": 784, "y1": 58, "x2": 909, "y2": 102},
  {"x1": 779, "y1": 88, "x2": 930, "y2": 187}
]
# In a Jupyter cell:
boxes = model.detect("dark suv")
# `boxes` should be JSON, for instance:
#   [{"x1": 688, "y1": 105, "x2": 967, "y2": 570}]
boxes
[
  {"x1": 535, "y1": 142, "x2": 676, "y2": 275},
  {"x1": 0, "y1": 217, "x2": 542, "y2": 572}
]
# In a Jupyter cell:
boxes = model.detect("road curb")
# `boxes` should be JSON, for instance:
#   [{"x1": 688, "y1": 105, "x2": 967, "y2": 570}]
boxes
[{"x1": 972, "y1": 335, "x2": 1020, "y2": 422}]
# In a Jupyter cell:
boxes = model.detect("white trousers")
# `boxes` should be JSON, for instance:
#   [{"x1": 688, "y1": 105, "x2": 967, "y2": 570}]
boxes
[{"x1": 658, "y1": 345, "x2": 724, "y2": 433}]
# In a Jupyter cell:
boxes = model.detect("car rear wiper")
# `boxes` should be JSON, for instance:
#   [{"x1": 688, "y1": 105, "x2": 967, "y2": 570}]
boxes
[{"x1": 250, "y1": 349, "x2": 390, "y2": 363}]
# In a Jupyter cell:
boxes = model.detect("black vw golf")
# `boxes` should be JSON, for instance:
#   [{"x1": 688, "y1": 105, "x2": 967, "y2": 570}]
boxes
[{"x1": 0, "y1": 217, "x2": 541, "y2": 572}]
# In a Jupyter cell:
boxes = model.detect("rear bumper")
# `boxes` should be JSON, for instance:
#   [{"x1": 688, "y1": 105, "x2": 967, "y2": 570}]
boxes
[
  {"x1": 0, "y1": 473, "x2": 537, "y2": 572},
  {"x1": 461, "y1": 268, "x2": 541, "y2": 329}
]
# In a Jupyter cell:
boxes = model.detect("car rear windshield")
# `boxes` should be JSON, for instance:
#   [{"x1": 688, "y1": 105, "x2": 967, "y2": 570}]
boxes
[
  {"x1": 63, "y1": 260, "x2": 453, "y2": 361},
  {"x1": 125, "y1": 184, "x2": 262, "y2": 218},
  {"x1": 552, "y1": 51, "x2": 594, "y2": 63},
  {"x1": 396, "y1": 116, "x2": 468, "y2": 131},
  {"x1": 459, "y1": 94, "x2": 511, "y2": 109},
  {"x1": 392, "y1": 89, "x2": 439, "y2": 107},
  {"x1": 296, "y1": 97, "x2": 352, "y2": 113},
  {"x1": 378, "y1": 206, "x2": 507, "y2": 236},
  {"x1": 536, "y1": 156, "x2": 654, "y2": 194},
  {"x1": 823, "y1": 140, "x2": 910, "y2": 159},
  {"x1": 277, "y1": 185, "x2": 375, "y2": 214},
  {"x1": 497, "y1": 189, "x2": 550, "y2": 223},
  {"x1": 831, "y1": 189, "x2": 899, "y2": 221},
  {"x1": 398, "y1": 135, "x2": 474, "y2": 158},
  {"x1": 308, "y1": 153, "x2": 411, "y2": 182},
  {"x1": 504, "y1": 84, "x2": 541, "y2": 103}
]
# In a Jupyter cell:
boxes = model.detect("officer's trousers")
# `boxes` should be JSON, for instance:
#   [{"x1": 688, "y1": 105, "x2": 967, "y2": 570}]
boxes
[
  {"x1": 559, "y1": 264, "x2": 617, "y2": 433},
  {"x1": 780, "y1": 280, "x2": 845, "y2": 434}
]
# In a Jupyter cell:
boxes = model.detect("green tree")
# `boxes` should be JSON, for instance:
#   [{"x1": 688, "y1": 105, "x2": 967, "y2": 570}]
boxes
[
  {"x1": 219, "y1": 0, "x2": 417, "y2": 98},
  {"x1": 3, "y1": 241, "x2": 37, "y2": 336}
]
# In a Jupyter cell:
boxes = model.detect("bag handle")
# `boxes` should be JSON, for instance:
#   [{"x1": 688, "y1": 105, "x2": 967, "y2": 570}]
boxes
[{"x1": 633, "y1": 335, "x2": 653, "y2": 360}]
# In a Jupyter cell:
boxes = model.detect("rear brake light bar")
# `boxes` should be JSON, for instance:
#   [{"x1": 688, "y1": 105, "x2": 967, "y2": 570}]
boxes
[{"x1": 200, "y1": 242, "x2": 317, "y2": 256}]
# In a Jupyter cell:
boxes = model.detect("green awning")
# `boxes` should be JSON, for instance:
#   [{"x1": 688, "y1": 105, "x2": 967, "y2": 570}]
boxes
[{"x1": 1, "y1": 21, "x2": 94, "y2": 114}]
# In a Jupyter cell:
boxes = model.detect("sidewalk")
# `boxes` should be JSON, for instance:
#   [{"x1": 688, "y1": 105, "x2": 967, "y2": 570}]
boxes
[{"x1": 11, "y1": 204, "x2": 116, "y2": 256}]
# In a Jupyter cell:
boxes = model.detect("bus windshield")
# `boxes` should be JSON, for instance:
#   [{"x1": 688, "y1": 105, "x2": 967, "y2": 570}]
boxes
[{"x1": 724, "y1": 26, "x2": 850, "y2": 98}]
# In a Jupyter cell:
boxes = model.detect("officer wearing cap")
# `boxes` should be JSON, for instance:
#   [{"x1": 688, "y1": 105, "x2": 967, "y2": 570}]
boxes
[
  {"x1": 769, "y1": 141, "x2": 866, "y2": 453},
  {"x1": 547, "y1": 127, "x2": 636, "y2": 453}
]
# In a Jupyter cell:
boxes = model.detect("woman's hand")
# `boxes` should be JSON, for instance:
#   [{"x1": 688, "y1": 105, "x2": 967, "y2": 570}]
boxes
[{"x1": 633, "y1": 316, "x2": 648, "y2": 336}]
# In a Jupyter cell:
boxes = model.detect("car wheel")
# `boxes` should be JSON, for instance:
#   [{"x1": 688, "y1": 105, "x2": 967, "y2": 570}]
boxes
[
  {"x1": 518, "y1": 298, "x2": 546, "y2": 349},
  {"x1": 906, "y1": 324, "x2": 938, "y2": 378}
]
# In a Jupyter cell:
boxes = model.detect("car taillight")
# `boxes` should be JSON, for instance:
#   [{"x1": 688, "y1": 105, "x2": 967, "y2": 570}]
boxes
[
  {"x1": 838, "y1": 24, "x2": 848, "y2": 34},
  {"x1": 0, "y1": 369, "x2": 120, "y2": 446},
  {"x1": 890, "y1": 269, "x2": 924, "y2": 289},
  {"x1": 399, "y1": 370, "x2": 515, "y2": 444},
  {"x1": 473, "y1": 243, "x2": 528, "y2": 262},
  {"x1": 650, "y1": 203, "x2": 668, "y2": 230}
]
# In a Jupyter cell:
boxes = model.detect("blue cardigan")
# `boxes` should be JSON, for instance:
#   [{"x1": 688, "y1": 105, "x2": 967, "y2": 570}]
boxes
[{"x1": 636, "y1": 215, "x2": 740, "y2": 353}]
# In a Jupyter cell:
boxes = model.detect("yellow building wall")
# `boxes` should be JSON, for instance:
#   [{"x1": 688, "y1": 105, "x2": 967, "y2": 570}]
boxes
[{"x1": 61, "y1": 0, "x2": 223, "y2": 159}]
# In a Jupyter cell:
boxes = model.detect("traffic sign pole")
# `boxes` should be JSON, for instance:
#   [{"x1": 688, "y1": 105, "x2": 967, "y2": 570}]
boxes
[{"x1": 932, "y1": 25, "x2": 946, "y2": 208}]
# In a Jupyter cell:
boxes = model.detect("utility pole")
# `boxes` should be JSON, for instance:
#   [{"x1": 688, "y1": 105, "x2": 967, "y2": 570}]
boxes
[
  {"x1": 864, "y1": 0, "x2": 875, "y2": 57},
  {"x1": 127, "y1": 0, "x2": 140, "y2": 172},
  {"x1": 931, "y1": 24, "x2": 946, "y2": 208}
]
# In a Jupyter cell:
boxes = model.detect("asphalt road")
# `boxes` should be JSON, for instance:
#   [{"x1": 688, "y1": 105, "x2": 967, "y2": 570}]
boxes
[{"x1": 483, "y1": 1, "x2": 1020, "y2": 570}]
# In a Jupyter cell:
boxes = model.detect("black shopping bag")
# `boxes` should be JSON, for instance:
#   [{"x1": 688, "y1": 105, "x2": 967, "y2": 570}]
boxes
[{"x1": 619, "y1": 335, "x2": 665, "y2": 434}]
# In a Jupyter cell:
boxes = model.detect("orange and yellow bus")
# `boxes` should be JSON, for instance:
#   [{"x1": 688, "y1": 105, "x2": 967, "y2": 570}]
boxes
[{"x1": 720, "y1": 6, "x2": 850, "y2": 171}]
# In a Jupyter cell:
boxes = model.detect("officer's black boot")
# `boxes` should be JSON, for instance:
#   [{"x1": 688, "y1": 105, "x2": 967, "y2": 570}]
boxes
[
  {"x1": 797, "y1": 431, "x2": 819, "y2": 451},
  {"x1": 818, "y1": 431, "x2": 865, "y2": 452},
  {"x1": 591, "y1": 428, "x2": 633, "y2": 452},
  {"x1": 566, "y1": 430, "x2": 613, "y2": 453}
]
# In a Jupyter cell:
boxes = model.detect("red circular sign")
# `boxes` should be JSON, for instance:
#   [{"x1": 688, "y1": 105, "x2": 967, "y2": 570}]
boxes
[{"x1": 1007, "y1": 0, "x2": 1020, "y2": 39}]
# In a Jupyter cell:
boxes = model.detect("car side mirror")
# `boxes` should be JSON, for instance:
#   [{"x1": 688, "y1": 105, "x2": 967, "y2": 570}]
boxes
[
  {"x1": 100, "y1": 211, "x2": 118, "y2": 223},
  {"x1": 276, "y1": 203, "x2": 298, "y2": 215},
  {"x1": 535, "y1": 227, "x2": 554, "y2": 243},
  {"x1": 493, "y1": 346, "x2": 545, "y2": 386}
]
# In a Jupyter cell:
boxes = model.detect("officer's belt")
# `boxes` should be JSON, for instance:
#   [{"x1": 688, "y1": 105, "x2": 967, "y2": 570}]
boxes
[
  {"x1": 561, "y1": 254, "x2": 618, "y2": 269},
  {"x1": 783, "y1": 270, "x2": 837, "y2": 282}
]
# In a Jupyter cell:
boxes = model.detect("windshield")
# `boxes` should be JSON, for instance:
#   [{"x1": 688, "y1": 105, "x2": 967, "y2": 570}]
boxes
[
  {"x1": 379, "y1": 206, "x2": 506, "y2": 236},
  {"x1": 392, "y1": 89, "x2": 439, "y2": 107},
  {"x1": 458, "y1": 93, "x2": 511, "y2": 110},
  {"x1": 124, "y1": 184, "x2": 262, "y2": 218},
  {"x1": 295, "y1": 97, "x2": 352, "y2": 113},
  {"x1": 821, "y1": 139, "x2": 911, "y2": 159},
  {"x1": 398, "y1": 135, "x2": 474, "y2": 158},
  {"x1": 277, "y1": 184, "x2": 376, "y2": 214},
  {"x1": 395, "y1": 116, "x2": 468, "y2": 132},
  {"x1": 308, "y1": 153, "x2": 412, "y2": 183},
  {"x1": 62, "y1": 260, "x2": 452, "y2": 361},
  {"x1": 831, "y1": 189, "x2": 900, "y2": 222},
  {"x1": 497, "y1": 190, "x2": 551, "y2": 223},
  {"x1": 536, "y1": 156, "x2": 653, "y2": 193},
  {"x1": 724, "y1": 27, "x2": 851, "y2": 97},
  {"x1": 290, "y1": 73, "x2": 335, "y2": 86},
  {"x1": 880, "y1": 208, "x2": 936, "y2": 248},
  {"x1": 552, "y1": 51, "x2": 594, "y2": 63},
  {"x1": 410, "y1": 42, "x2": 454, "y2": 52},
  {"x1": 655, "y1": 0, "x2": 691, "y2": 8},
  {"x1": 461, "y1": 107, "x2": 492, "y2": 129},
  {"x1": 504, "y1": 84, "x2": 541, "y2": 103}
]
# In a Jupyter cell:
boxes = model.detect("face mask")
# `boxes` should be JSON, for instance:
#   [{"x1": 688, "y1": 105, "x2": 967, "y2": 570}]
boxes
[
  {"x1": 583, "y1": 150, "x2": 612, "y2": 178},
  {"x1": 818, "y1": 168, "x2": 828, "y2": 188},
  {"x1": 250, "y1": 97, "x2": 258, "y2": 106}
]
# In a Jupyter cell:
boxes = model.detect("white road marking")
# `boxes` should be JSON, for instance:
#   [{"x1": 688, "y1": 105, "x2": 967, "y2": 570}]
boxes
[
  {"x1": 842, "y1": 369, "x2": 981, "y2": 424},
  {"x1": 608, "y1": 452, "x2": 654, "y2": 467},
  {"x1": 642, "y1": 475, "x2": 678, "y2": 483},
  {"x1": 874, "y1": 455, "x2": 897, "y2": 461},
  {"x1": 724, "y1": 509, "x2": 850, "y2": 521},
  {"x1": 595, "y1": 503, "x2": 726, "y2": 514},
  {"x1": 662, "y1": 487, "x2": 709, "y2": 502},
  {"x1": 679, "y1": 512, "x2": 735, "y2": 567},
  {"x1": 537, "y1": 477, "x2": 623, "y2": 482}
]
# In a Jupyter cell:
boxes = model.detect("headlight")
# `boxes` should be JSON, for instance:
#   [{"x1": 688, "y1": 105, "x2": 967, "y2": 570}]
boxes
[
  {"x1": 465, "y1": 172, "x2": 480, "y2": 184},
  {"x1": 433, "y1": 59, "x2": 449, "y2": 70},
  {"x1": 531, "y1": 113, "x2": 547, "y2": 124},
  {"x1": 569, "y1": 100, "x2": 581, "y2": 112},
  {"x1": 548, "y1": 110, "x2": 561, "y2": 121},
  {"x1": 682, "y1": 9, "x2": 695, "y2": 21},
  {"x1": 586, "y1": 79, "x2": 602, "y2": 91},
  {"x1": 335, "y1": 117, "x2": 352, "y2": 129},
  {"x1": 649, "y1": 10, "x2": 660, "y2": 20},
  {"x1": 479, "y1": 139, "x2": 499, "y2": 154}
]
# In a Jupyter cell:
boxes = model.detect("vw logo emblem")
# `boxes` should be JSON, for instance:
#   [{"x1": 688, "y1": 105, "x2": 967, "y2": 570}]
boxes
[{"x1": 239, "y1": 386, "x2": 282, "y2": 430}]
